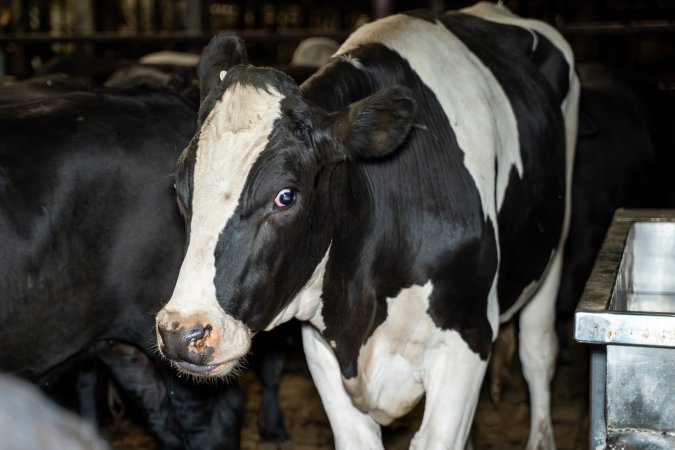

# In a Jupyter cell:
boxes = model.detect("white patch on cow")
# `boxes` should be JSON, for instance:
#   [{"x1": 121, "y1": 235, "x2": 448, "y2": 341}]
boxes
[
  {"x1": 486, "y1": 267, "x2": 500, "y2": 340},
  {"x1": 343, "y1": 283, "x2": 432, "y2": 425},
  {"x1": 343, "y1": 281, "x2": 488, "y2": 445},
  {"x1": 339, "y1": 14, "x2": 522, "y2": 224},
  {"x1": 529, "y1": 28, "x2": 539, "y2": 53},
  {"x1": 219, "y1": 70, "x2": 227, "y2": 81},
  {"x1": 302, "y1": 324, "x2": 384, "y2": 450},
  {"x1": 265, "y1": 245, "x2": 331, "y2": 331},
  {"x1": 338, "y1": 53, "x2": 364, "y2": 70},
  {"x1": 159, "y1": 82, "x2": 284, "y2": 363}
]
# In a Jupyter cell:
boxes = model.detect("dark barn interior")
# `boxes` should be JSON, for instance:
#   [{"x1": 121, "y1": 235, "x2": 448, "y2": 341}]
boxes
[
  {"x1": 1, "y1": 1, "x2": 675, "y2": 85},
  {"x1": 1, "y1": 1, "x2": 674, "y2": 449}
]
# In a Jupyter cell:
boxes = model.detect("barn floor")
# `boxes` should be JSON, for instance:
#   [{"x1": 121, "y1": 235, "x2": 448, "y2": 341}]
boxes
[{"x1": 103, "y1": 323, "x2": 590, "y2": 450}]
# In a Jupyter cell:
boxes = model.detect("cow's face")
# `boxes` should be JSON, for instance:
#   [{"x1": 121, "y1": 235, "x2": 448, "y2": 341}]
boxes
[{"x1": 155, "y1": 33, "x2": 416, "y2": 378}]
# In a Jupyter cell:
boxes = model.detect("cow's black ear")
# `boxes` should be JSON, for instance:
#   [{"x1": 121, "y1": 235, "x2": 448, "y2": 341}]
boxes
[
  {"x1": 198, "y1": 31, "x2": 248, "y2": 102},
  {"x1": 331, "y1": 86, "x2": 417, "y2": 160}
]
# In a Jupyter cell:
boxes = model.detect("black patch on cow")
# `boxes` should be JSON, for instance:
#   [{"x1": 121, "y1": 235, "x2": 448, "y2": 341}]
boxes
[{"x1": 427, "y1": 218, "x2": 497, "y2": 360}]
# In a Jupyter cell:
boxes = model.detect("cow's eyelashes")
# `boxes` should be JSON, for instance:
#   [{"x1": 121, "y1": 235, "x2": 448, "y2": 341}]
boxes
[{"x1": 274, "y1": 188, "x2": 295, "y2": 208}]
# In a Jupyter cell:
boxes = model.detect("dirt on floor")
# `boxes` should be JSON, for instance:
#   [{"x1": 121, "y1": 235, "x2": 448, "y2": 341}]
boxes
[{"x1": 103, "y1": 325, "x2": 590, "y2": 450}]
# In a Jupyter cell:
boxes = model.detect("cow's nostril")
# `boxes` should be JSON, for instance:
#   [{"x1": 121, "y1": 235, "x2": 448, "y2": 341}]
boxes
[
  {"x1": 186, "y1": 324, "x2": 212, "y2": 351},
  {"x1": 157, "y1": 322, "x2": 215, "y2": 364}
]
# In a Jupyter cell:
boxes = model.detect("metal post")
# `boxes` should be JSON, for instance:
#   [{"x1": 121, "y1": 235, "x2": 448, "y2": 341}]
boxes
[{"x1": 590, "y1": 346, "x2": 607, "y2": 450}]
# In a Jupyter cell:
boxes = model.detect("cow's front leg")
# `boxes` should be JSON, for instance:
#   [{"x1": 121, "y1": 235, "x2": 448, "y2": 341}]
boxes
[
  {"x1": 301, "y1": 324, "x2": 383, "y2": 450},
  {"x1": 411, "y1": 332, "x2": 488, "y2": 450}
]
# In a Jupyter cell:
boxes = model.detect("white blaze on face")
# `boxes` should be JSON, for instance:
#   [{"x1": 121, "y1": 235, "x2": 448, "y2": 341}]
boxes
[{"x1": 168, "y1": 82, "x2": 284, "y2": 318}]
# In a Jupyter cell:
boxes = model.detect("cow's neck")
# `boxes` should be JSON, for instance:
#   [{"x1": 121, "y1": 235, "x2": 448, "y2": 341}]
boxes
[{"x1": 313, "y1": 162, "x2": 407, "y2": 379}]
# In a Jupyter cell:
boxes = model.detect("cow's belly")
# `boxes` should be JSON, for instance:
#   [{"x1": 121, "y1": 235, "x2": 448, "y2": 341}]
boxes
[{"x1": 342, "y1": 283, "x2": 436, "y2": 425}]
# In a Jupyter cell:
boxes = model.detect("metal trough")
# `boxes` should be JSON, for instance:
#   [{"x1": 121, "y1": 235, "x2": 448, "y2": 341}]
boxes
[{"x1": 575, "y1": 209, "x2": 675, "y2": 449}]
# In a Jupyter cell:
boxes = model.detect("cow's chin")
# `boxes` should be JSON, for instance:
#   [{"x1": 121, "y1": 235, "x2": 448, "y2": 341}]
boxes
[{"x1": 171, "y1": 357, "x2": 243, "y2": 380}]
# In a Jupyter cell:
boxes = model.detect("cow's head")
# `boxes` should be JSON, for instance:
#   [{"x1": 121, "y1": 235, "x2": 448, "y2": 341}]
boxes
[{"x1": 155, "y1": 32, "x2": 417, "y2": 378}]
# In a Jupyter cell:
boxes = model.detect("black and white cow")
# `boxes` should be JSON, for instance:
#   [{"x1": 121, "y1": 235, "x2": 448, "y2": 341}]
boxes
[{"x1": 155, "y1": 2, "x2": 579, "y2": 448}]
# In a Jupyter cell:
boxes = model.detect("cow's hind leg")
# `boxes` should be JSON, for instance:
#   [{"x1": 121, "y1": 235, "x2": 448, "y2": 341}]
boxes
[
  {"x1": 411, "y1": 331, "x2": 488, "y2": 450},
  {"x1": 519, "y1": 251, "x2": 563, "y2": 450}
]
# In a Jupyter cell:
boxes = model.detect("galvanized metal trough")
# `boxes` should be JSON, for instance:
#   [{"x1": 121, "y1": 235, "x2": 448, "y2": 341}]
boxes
[{"x1": 575, "y1": 208, "x2": 675, "y2": 449}]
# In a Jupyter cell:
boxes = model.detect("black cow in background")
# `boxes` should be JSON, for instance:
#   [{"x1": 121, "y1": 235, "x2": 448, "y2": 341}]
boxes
[
  {"x1": 556, "y1": 63, "x2": 675, "y2": 347},
  {"x1": 0, "y1": 84, "x2": 249, "y2": 449}
]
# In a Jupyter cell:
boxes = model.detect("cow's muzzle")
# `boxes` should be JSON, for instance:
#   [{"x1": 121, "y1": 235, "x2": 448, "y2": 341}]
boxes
[{"x1": 155, "y1": 309, "x2": 251, "y2": 377}]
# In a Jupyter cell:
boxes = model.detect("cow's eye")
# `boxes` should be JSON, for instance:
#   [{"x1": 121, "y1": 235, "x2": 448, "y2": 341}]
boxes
[{"x1": 274, "y1": 188, "x2": 295, "y2": 208}]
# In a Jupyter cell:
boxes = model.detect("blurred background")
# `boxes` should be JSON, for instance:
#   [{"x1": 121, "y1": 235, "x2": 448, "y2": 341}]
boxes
[{"x1": 0, "y1": 0, "x2": 674, "y2": 89}]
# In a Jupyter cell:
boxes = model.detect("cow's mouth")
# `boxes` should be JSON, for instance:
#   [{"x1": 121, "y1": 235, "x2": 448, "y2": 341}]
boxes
[
  {"x1": 173, "y1": 359, "x2": 237, "y2": 377},
  {"x1": 175, "y1": 360, "x2": 220, "y2": 374}
]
